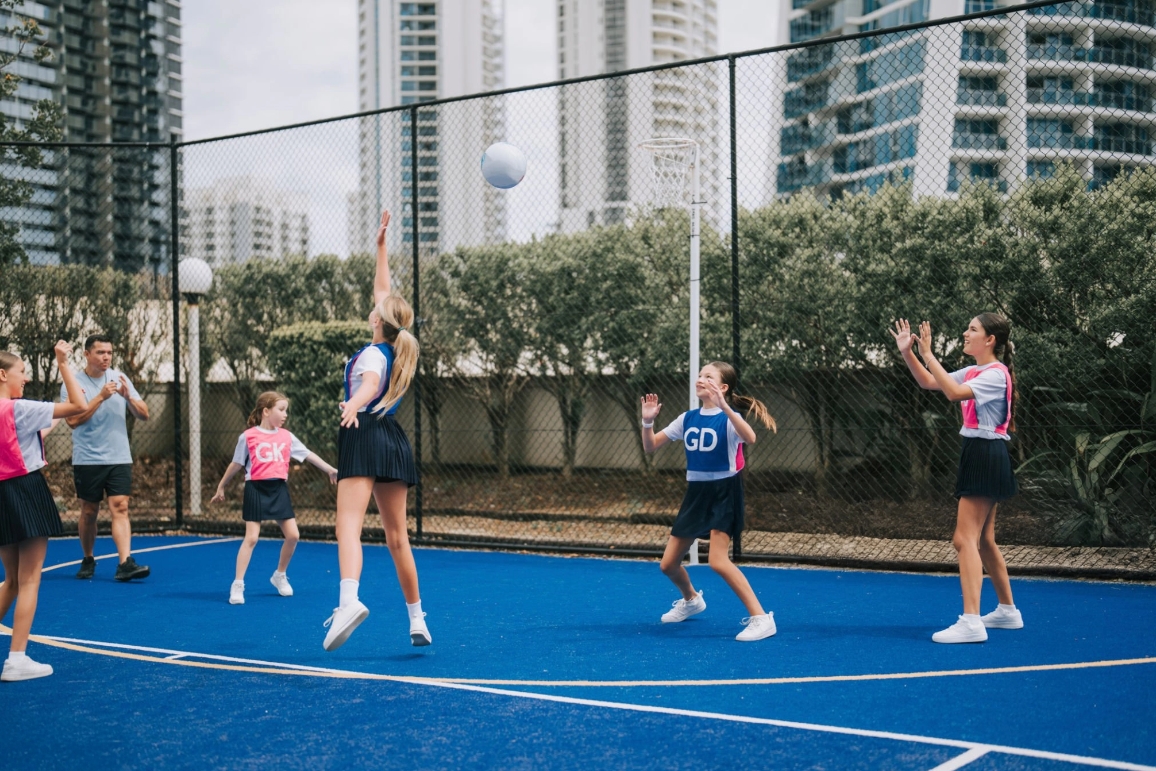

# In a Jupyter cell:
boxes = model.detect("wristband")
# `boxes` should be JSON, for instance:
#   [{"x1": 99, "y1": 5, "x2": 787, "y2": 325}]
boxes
[{"x1": 641, "y1": 420, "x2": 654, "y2": 429}]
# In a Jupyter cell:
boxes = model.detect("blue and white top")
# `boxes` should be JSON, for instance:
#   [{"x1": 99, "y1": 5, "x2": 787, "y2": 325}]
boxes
[
  {"x1": 344, "y1": 342, "x2": 400, "y2": 415},
  {"x1": 662, "y1": 407, "x2": 744, "y2": 481}
]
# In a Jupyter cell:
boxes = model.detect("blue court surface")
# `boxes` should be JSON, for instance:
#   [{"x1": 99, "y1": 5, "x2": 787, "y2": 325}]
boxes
[{"x1": 2, "y1": 534, "x2": 1154, "y2": 771}]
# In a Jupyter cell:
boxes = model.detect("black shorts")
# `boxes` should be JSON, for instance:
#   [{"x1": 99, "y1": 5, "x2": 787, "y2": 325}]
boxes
[
  {"x1": 0, "y1": 471, "x2": 63, "y2": 546},
  {"x1": 670, "y1": 473, "x2": 745, "y2": 540},
  {"x1": 73, "y1": 464, "x2": 133, "y2": 503},
  {"x1": 955, "y1": 437, "x2": 1018, "y2": 501}
]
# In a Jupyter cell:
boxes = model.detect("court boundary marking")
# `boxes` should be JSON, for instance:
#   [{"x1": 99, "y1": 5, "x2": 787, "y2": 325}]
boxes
[
  {"x1": 41, "y1": 537, "x2": 241, "y2": 573},
  {"x1": 1, "y1": 629, "x2": 1152, "y2": 771}
]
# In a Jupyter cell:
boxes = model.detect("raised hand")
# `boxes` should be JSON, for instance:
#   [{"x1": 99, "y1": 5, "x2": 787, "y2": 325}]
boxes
[
  {"x1": 54, "y1": 340, "x2": 73, "y2": 365},
  {"x1": 641, "y1": 393, "x2": 662, "y2": 422},
  {"x1": 701, "y1": 377, "x2": 727, "y2": 409},
  {"x1": 117, "y1": 375, "x2": 132, "y2": 398},
  {"x1": 99, "y1": 380, "x2": 120, "y2": 401},
  {"x1": 917, "y1": 321, "x2": 934, "y2": 359},
  {"x1": 889, "y1": 319, "x2": 915, "y2": 354},
  {"x1": 375, "y1": 210, "x2": 391, "y2": 247}
]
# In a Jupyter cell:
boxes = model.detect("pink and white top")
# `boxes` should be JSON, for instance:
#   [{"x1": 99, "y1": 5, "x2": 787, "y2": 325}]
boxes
[
  {"x1": 949, "y1": 362, "x2": 1012, "y2": 441},
  {"x1": 0, "y1": 398, "x2": 55, "y2": 482},
  {"x1": 231, "y1": 426, "x2": 310, "y2": 481}
]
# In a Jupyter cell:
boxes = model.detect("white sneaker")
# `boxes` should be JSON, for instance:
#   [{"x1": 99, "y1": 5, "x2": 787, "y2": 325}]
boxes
[
  {"x1": 736, "y1": 613, "x2": 777, "y2": 642},
  {"x1": 981, "y1": 605, "x2": 1023, "y2": 629},
  {"x1": 229, "y1": 580, "x2": 245, "y2": 605},
  {"x1": 1, "y1": 656, "x2": 53, "y2": 682},
  {"x1": 323, "y1": 600, "x2": 369, "y2": 651},
  {"x1": 932, "y1": 615, "x2": 988, "y2": 643},
  {"x1": 409, "y1": 612, "x2": 432, "y2": 647},
  {"x1": 270, "y1": 573, "x2": 293, "y2": 597},
  {"x1": 661, "y1": 591, "x2": 706, "y2": 623}
]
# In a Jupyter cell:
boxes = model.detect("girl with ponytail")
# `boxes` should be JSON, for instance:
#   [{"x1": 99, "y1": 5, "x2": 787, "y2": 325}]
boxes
[
  {"x1": 211, "y1": 391, "x2": 337, "y2": 606},
  {"x1": 640, "y1": 361, "x2": 779, "y2": 642},
  {"x1": 891, "y1": 312, "x2": 1022, "y2": 644},
  {"x1": 323, "y1": 210, "x2": 429, "y2": 652}
]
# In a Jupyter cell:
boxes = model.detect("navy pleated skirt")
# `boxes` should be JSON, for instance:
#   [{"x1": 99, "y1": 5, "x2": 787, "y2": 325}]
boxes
[
  {"x1": 671, "y1": 472, "x2": 745, "y2": 540},
  {"x1": 242, "y1": 479, "x2": 295, "y2": 522},
  {"x1": 337, "y1": 413, "x2": 417, "y2": 487},
  {"x1": 955, "y1": 437, "x2": 1018, "y2": 501},
  {"x1": 0, "y1": 471, "x2": 63, "y2": 546}
]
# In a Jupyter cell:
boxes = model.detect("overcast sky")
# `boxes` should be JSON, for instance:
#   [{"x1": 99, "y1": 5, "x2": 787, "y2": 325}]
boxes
[{"x1": 181, "y1": 1, "x2": 780, "y2": 254}]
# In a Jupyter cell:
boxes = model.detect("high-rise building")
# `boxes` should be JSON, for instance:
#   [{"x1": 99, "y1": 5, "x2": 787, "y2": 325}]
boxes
[
  {"x1": 556, "y1": 0, "x2": 721, "y2": 231},
  {"x1": 0, "y1": 0, "x2": 182, "y2": 268},
  {"x1": 774, "y1": 0, "x2": 1156, "y2": 200},
  {"x1": 184, "y1": 177, "x2": 310, "y2": 268},
  {"x1": 348, "y1": 0, "x2": 506, "y2": 262}
]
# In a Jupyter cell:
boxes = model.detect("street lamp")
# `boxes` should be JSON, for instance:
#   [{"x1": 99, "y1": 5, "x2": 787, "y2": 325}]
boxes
[{"x1": 178, "y1": 257, "x2": 213, "y2": 517}]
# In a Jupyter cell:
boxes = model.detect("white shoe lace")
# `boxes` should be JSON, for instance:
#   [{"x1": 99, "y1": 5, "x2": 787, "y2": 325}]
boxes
[{"x1": 323, "y1": 608, "x2": 339, "y2": 628}]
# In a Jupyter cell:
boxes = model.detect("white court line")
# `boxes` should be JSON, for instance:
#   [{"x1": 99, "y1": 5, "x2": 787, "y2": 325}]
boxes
[
  {"x1": 5, "y1": 631, "x2": 1154, "y2": 771},
  {"x1": 42, "y1": 537, "x2": 240, "y2": 572},
  {"x1": 929, "y1": 747, "x2": 993, "y2": 771}
]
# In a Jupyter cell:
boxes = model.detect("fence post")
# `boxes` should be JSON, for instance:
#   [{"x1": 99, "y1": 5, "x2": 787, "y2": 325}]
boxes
[
  {"x1": 729, "y1": 54, "x2": 742, "y2": 563},
  {"x1": 410, "y1": 106, "x2": 423, "y2": 540},
  {"x1": 169, "y1": 133, "x2": 183, "y2": 529}
]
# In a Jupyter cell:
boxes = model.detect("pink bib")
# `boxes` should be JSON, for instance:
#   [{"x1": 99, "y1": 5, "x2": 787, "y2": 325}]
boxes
[
  {"x1": 0, "y1": 399, "x2": 31, "y2": 482},
  {"x1": 961, "y1": 362, "x2": 1012, "y2": 436},
  {"x1": 244, "y1": 426, "x2": 293, "y2": 481}
]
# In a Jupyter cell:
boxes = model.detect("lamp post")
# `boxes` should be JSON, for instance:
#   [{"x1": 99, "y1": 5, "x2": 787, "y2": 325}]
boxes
[{"x1": 178, "y1": 258, "x2": 213, "y2": 517}]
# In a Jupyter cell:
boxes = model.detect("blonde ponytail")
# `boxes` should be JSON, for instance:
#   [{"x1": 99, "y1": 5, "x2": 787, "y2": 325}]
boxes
[{"x1": 373, "y1": 295, "x2": 420, "y2": 413}]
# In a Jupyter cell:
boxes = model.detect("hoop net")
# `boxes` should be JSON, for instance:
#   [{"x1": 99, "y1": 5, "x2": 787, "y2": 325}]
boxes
[{"x1": 640, "y1": 137, "x2": 697, "y2": 209}]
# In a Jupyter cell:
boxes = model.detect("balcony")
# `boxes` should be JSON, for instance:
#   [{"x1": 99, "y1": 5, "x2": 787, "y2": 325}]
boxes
[
  {"x1": 1027, "y1": 133, "x2": 1095, "y2": 149},
  {"x1": 1027, "y1": 1, "x2": 1087, "y2": 17},
  {"x1": 787, "y1": 45, "x2": 835, "y2": 82},
  {"x1": 1091, "y1": 2, "x2": 1156, "y2": 25},
  {"x1": 1095, "y1": 136, "x2": 1152, "y2": 154},
  {"x1": 781, "y1": 125, "x2": 835, "y2": 155},
  {"x1": 1087, "y1": 47, "x2": 1153, "y2": 69},
  {"x1": 1027, "y1": 89, "x2": 1153, "y2": 110},
  {"x1": 957, "y1": 89, "x2": 1007, "y2": 106},
  {"x1": 965, "y1": 0, "x2": 997, "y2": 11},
  {"x1": 953, "y1": 133, "x2": 1008, "y2": 149},
  {"x1": 961, "y1": 45, "x2": 1007, "y2": 63},
  {"x1": 947, "y1": 177, "x2": 1008, "y2": 192},
  {"x1": 1027, "y1": 44, "x2": 1086, "y2": 62},
  {"x1": 778, "y1": 163, "x2": 832, "y2": 192},
  {"x1": 1095, "y1": 91, "x2": 1153, "y2": 110},
  {"x1": 784, "y1": 91, "x2": 830, "y2": 119}
]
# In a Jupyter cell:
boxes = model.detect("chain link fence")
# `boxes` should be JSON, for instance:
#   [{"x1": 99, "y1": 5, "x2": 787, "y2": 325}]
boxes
[{"x1": 3, "y1": 1, "x2": 1154, "y2": 574}]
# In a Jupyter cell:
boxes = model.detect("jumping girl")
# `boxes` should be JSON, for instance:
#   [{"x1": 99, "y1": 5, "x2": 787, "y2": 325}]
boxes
[
  {"x1": 322, "y1": 209, "x2": 426, "y2": 651},
  {"x1": 641, "y1": 361, "x2": 779, "y2": 642},
  {"x1": 0, "y1": 341, "x2": 87, "y2": 681},
  {"x1": 891, "y1": 314, "x2": 1023, "y2": 644},
  {"x1": 211, "y1": 391, "x2": 337, "y2": 605}
]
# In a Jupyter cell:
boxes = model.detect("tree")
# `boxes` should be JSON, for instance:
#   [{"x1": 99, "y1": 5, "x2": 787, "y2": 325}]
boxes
[{"x1": 0, "y1": 2, "x2": 62, "y2": 265}]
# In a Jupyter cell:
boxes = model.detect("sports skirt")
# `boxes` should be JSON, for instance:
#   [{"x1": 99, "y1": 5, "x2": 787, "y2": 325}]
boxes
[
  {"x1": 337, "y1": 412, "x2": 418, "y2": 487},
  {"x1": 0, "y1": 470, "x2": 63, "y2": 546},
  {"x1": 955, "y1": 437, "x2": 1018, "y2": 501},
  {"x1": 242, "y1": 479, "x2": 295, "y2": 522},
  {"x1": 671, "y1": 472, "x2": 745, "y2": 540}
]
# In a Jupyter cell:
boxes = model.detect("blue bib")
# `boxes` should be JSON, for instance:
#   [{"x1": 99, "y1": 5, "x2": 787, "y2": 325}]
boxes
[
  {"x1": 344, "y1": 342, "x2": 400, "y2": 415},
  {"x1": 682, "y1": 409, "x2": 733, "y2": 474}
]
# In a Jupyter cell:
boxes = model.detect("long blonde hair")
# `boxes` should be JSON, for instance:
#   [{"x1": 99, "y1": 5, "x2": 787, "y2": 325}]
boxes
[{"x1": 374, "y1": 294, "x2": 419, "y2": 413}]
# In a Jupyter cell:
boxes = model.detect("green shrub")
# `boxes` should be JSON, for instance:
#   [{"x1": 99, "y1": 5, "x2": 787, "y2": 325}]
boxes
[{"x1": 266, "y1": 320, "x2": 369, "y2": 459}]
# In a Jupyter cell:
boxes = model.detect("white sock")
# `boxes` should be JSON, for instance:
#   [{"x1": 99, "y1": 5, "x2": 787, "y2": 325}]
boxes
[
  {"x1": 963, "y1": 613, "x2": 982, "y2": 624},
  {"x1": 7, "y1": 651, "x2": 26, "y2": 662},
  {"x1": 406, "y1": 600, "x2": 424, "y2": 620},
  {"x1": 998, "y1": 603, "x2": 1017, "y2": 611},
  {"x1": 339, "y1": 579, "x2": 359, "y2": 608},
  {"x1": 272, "y1": 571, "x2": 286, "y2": 578}
]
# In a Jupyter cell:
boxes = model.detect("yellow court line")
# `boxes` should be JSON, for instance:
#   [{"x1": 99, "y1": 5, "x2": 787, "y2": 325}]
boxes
[{"x1": 9, "y1": 626, "x2": 1155, "y2": 688}]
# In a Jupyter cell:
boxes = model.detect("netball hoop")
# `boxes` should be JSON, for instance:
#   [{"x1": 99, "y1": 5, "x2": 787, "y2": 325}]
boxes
[{"x1": 641, "y1": 137, "x2": 704, "y2": 566}]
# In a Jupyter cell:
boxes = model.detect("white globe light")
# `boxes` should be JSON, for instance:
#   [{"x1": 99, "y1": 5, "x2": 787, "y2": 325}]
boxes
[
  {"x1": 178, "y1": 257, "x2": 214, "y2": 297},
  {"x1": 480, "y1": 142, "x2": 527, "y2": 189}
]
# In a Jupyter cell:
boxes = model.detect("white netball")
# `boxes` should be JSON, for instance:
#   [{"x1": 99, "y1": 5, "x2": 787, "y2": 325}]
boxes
[{"x1": 480, "y1": 142, "x2": 527, "y2": 189}]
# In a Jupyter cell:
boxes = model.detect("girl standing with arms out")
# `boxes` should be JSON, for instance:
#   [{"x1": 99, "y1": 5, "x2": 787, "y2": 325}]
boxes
[
  {"x1": 323, "y1": 210, "x2": 425, "y2": 651},
  {"x1": 211, "y1": 391, "x2": 337, "y2": 605},
  {"x1": 641, "y1": 361, "x2": 779, "y2": 642},
  {"x1": 0, "y1": 341, "x2": 87, "y2": 680},
  {"x1": 891, "y1": 313, "x2": 1023, "y2": 644}
]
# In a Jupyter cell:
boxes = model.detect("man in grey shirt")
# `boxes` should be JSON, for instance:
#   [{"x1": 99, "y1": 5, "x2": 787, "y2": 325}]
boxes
[{"x1": 64, "y1": 334, "x2": 151, "y2": 581}]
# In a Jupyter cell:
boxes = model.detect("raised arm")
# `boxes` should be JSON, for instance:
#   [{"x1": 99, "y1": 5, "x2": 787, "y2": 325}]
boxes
[
  {"x1": 373, "y1": 210, "x2": 392, "y2": 307},
  {"x1": 119, "y1": 375, "x2": 149, "y2": 421},
  {"x1": 915, "y1": 321, "x2": 975, "y2": 403},
  {"x1": 65, "y1": 378, "x2": 120, "y2": 428},
  {"x1": 54, "y1": 341, "x2": 89, "y2": 420},
  {"x1": 640, "y1": 393, "x2": 672, "y2": 454},
  {"x1": 890, "y1": 319, "x2": 939, "y2": 391},
  {"x1": 702, "y1": 380, "x2": 758, "y2": 445}
]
